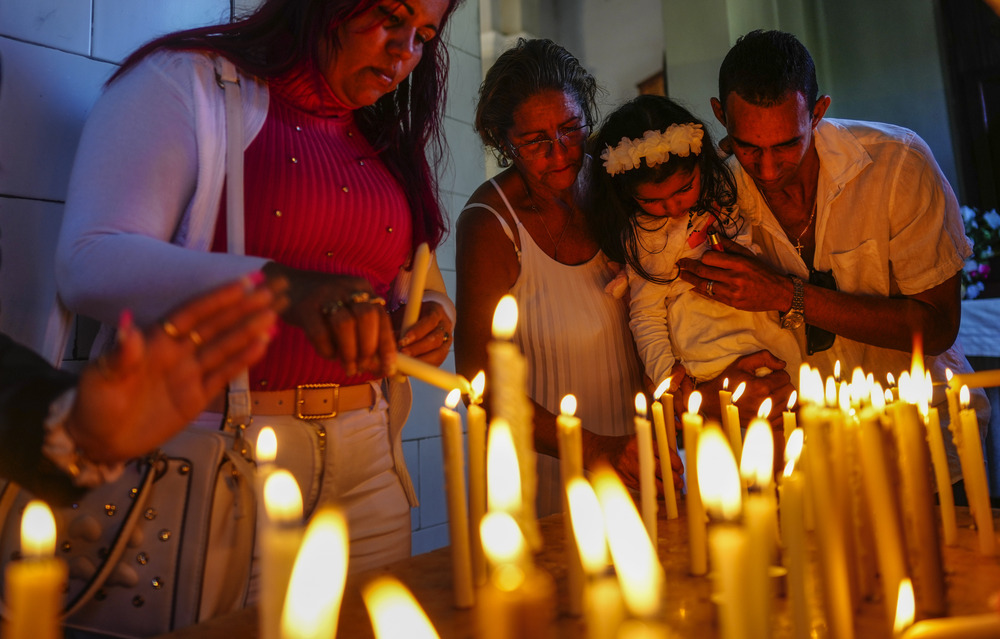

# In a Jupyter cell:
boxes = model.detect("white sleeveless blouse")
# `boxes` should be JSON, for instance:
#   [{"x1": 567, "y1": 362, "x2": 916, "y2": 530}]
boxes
[{"x1": 464, "y1": 179, "x2": 645, "y2": 513}]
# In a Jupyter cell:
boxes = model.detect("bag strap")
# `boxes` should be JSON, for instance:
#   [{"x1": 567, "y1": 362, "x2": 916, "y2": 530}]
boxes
[{"x1": 215, "y1": 56, "x2": 252, "y2": 436}]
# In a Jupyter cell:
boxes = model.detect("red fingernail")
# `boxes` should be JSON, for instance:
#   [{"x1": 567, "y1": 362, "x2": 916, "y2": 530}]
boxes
[
  {"x1": 248, "y1": 270, "x2": 266, "y2": 286},
  {"x1": 118, "y1": 309, "x2": 134, "y2": 331}
]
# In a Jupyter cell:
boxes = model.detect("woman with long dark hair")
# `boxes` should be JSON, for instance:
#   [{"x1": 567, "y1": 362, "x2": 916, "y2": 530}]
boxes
[{"x1": 56, "y1": 0, "x2": 461, "y2": 595}]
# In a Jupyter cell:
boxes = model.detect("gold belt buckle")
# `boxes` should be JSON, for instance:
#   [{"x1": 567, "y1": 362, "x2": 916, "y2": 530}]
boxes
[{"x1": 295, "y1": 383, "x2": 339, "y2": 420}]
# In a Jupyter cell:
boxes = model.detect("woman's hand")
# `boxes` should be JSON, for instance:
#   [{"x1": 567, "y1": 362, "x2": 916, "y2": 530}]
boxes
[
  {"x1": 70, "y1": 275, "x2": 284, "y2": 464},
  {"x1": 394, "y1": 301, "x2": 453, "y2": 367},
  {"x1": 583, "y1": 432, "x2": 684, "y2": 498},
  {"x1": 263, "y1": 262, "x2": 397, "y2": 376}
]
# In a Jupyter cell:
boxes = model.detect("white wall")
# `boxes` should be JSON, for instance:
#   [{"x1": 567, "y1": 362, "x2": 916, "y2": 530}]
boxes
[{"x1": 0, "y1": 0, "x2": 484, "y2": 555}]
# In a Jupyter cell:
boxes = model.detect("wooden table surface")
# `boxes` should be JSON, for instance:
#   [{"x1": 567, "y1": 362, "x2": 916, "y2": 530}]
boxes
[{"x1": 158, "y1": 506, "x2": 999, "y2": 639}]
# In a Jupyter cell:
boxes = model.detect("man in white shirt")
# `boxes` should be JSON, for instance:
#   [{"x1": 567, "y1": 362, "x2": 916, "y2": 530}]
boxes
[{"x1": 679, "y1": 29, "x2": 989, "y2": 483}]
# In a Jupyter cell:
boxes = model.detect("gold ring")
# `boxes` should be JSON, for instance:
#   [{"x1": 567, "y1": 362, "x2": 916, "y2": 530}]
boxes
[
  {"x1": 370, "y1": 296, "x2": 387, "y2": 306},
  {"x1": 349, "y1": 291, "x2": 371, "y2": 304},
  {"x1": 321, "y1": 300, "x2": 346, "y2": 316},
  {"x1": 162, "y1": 320, "x2": 181, "y2": 338},
  {"x1": 442, "y1": 331, "x2": 451, "y2": 343},
  {"x1": 189, "y1": 330, "x2": 204, "y2": 346}
]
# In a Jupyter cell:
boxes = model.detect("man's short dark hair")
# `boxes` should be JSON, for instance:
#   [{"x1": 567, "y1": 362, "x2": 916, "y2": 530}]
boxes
[{"x1": 718, "y1": 30, "x2": 819, "y2": 109}]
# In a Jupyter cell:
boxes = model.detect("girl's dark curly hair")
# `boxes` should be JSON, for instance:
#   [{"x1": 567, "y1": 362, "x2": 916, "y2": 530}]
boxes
[
  {"x1": 110, "y1": 0, "x2": 463, "y2": 253},
  {"x1": 474, "y1": 38, "x2": 600, "y2": 165},
  {"x1": 585, "y1": 95, "x2": 737, "y2": 284}
]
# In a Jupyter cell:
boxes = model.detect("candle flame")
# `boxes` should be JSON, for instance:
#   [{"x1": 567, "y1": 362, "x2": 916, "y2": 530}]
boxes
[
  {"x1": 697, "y1": 427, "x2": 742, "y2": 521},
  {"x1": 21, "y1": 500, "x2": 56, "y2": 558},
  {"x1": 567, "y1": 477, "x2": 610, "y2": 575},
  {"x1": 654, "y1": 377, "x2": 671, "y2": 400},
  {"x1": 945, "y1": 368, "x2": 953, "y2": 382},
  {"x1": 960, "y1": 385, "x2": 970, "y2": 409},
  {"x1": 850, "y1": 368, "x2": 867, "y2": 406},
  {"x1": 893, "y1": 578, "x2": 916, "y2": 636},
  {"x1": 723, "y1": 377, "x2": 730, "y2": 391},
  {"x1": 687, "y1": 390, "x2": 702, "y2": 415},
  {"x1": 362, "y1": 576, "x2": 440, "y2": 639},
  {"x1": 480, "y1": 512, "x2": 527, "y2": 591},
  {"x1": 281, "y1": 507, "x2": 349, "y2": 639},
  {"x1": 491, "y1": 295, "x2": 518, "y2": 340},
  {"x1": 757, "y1": 398, "x2": 772, "y2": 419},
  {"x1": 263, "y1": 470, "x2": 304, "y2": 525},
  {"x1": 731, "y1": 382, "x2": 746, "y2": 404},
  {"x1": 887, "y1": 372, "x2": 897, "y2": 387},
  {"x1": 798, "y1": 363, "x2": 811, "y2": 396},
  {"x1": 471, "y1": 371, "x2": 486, "y2": 403},
  {"x1": 838, "y1": 381, "x2": 850, "y2": 414},
  {"x1": 741, "y1": 420, "x2": 774, "y2": 488},
  {"x1": 487, "y1": 419, "x2": 522, "y2": 514},
  {"x1": 834, "y1": 360, "x2": 841, "y2": 382},
  {"x1": 885, "y1": 388, "x2": 894, "y2": 404},
  {"x1": 783, "y1": 429, "x2": 804, "y2": 476},
  {"x1": 825, "y1": 376, "x2": 837, "y2": 407},
  {"x1": 898, "y1": 371, "x2": 913, "y2": 403},
  {"x1": 786, "y1": 391, "x2": 797, "y2": 412},
  {"x1": 592, "y1": 467, "x2": 663, "y2": 618},
  {"x1": 872, "y1": 383, "x2": 886, "y2": 412},
  {"x1": 561, "y1": 394, "x2": 578, "y2": 417},
  {"x1": 445, "y1": 388, "x2": 462, "y2": 410},
  {"x1": 256, "y1": 426, "x2": 277, "y2": 465},
  {"x1": 634, "y1": 393, "x2": 647, "y2": 418}
]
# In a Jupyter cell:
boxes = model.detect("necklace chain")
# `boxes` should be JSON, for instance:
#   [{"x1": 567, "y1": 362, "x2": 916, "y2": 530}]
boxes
[
  {"x1": 527, "y1": 191, "x2": 570, "y2": 256},
  {"x1": 792, "y1": 200, "x2": 818, "y2": 256}
]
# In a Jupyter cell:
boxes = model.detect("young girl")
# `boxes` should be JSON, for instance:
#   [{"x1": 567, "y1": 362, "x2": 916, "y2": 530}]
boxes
[{"x1": 586, "y1": 95, "x2": 801, "y2": 389}]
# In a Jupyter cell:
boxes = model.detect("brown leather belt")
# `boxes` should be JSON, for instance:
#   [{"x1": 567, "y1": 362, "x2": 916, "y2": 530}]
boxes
[{"x1": 216, "y1": 383, "x2": 377, "y2": 419}]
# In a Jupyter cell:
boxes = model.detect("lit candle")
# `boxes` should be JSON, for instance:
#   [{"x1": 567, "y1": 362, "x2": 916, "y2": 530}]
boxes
[
  {"x1": 719, "y1": 377, "x2": 733, "y2": 448},
  {"x1": 256, "y1": 426, "x2": 277, "y2": 468},
  {"x1": 477, "y1": 512, "x2": 555, "y2": 639},
  {"x1": 893, "y1": 368, "x2": 946, "y2": 616},
  {"x1": 467, "y1": 371, "x2": 488, "y2": 586},
  {"x1": 894, "y1": 578, "x2": 916, "y2": 639},
  {"x1": 698, "y1": 427, "x2": 750, "y2": 639},
  {"x1": 891, "y1": 579, "x2": 1000, "y2": 639},
  {"x1": 281, "y1": 507, "x2": 349, "y2": 639},
  {"x1": 487, "y1": 418, "x2": 522, "y2": 517},
  {"x1": 780, "y1": 432, "x2": 810, "y2": 639},
  {"x1": 400, "y1": 242, "x2": 431, "y2": 335},
  {"x1": 634, "y1": 393, "x2": 658, "y2": 543},
  {"x1": 440, "y1": 388, "x2": 474, "y2": 609},
  {"x1": 683, "y1": 391, "x2": 708, "y2": 576},
  {"x1": 725, "y1": 382, "x2": 745, "y2": 461},
  {"x1": 396, "y1": 353, "x2": 471, "y2": 394},
  {"x1": 919, "y1": 372, "x2": 957, "y2": 546},
  {"x1": 959, "y1": 385, "x2": 996, "y2": 556},
  {"x1": 945, "y1": 369, "x2": 976, "y2": 524},
  {"x1": 3, "y1": 500, "x2": 65, "y2": 639},
  {"x1": 557, "y1": 394, "x2": 584, "y2": 616},
  {"x1": 652, "y1": 378, "x2": 678, "y2": 519},
  {"x1": 567, "y1": 477, "x2": 624, "y2": 639},
  {"x1": 592, "y1": 467, "x2": 664, "y2": 621},
  {"x1": 740, "y1": 414, "x2": 776, "y2": 639},
  {"x1": 488, "y1": 295, "x2": 540, "y2": 549},
  {"x1": 362, "y1": 576, "x2": 441, "y2": 639},
  {"x1": 858, "y1": 399, "x2": 909, "y2": 635},
  {"x1": 260, "y1": 470, "x2": 304, "y2": 639},
  {"x1": 783, "y1": 391, "x2": 798, "y2": 448}
]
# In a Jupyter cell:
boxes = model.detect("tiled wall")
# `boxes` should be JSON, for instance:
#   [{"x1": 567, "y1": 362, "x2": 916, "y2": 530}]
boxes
[{"x1": 0, "y1": 0, "x2": 484, "y2": 555}]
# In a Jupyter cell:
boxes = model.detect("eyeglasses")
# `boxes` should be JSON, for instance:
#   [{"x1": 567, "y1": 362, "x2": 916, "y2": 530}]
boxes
[
  {"x1": 509, "y1": 124, "x2": 591, "y2": 160},
  {"x1": 806, "y1": 268, "x2": 837, "y2": 355}
]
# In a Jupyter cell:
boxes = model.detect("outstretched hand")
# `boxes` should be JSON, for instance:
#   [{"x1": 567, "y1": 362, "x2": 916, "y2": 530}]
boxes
[
  {"x1": 692, "y1": 350, "x2": 794, "y2": 426},
  {"x1": 69, "y1": 275, "x2": 284, "y2": 464},
  {"x1": 394, "y1": 301, "x2": 453, "y2": 367}
]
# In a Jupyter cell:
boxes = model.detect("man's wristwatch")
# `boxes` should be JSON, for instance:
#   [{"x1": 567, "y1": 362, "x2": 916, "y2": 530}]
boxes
[{"x1": 780, "y1": 276, "x2": 805, "y2": 330}]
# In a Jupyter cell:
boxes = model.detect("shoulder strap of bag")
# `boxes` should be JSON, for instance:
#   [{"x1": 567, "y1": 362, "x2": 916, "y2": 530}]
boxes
[{"x1": 215, "y1": 56, "x2": 252, "y2": 434}]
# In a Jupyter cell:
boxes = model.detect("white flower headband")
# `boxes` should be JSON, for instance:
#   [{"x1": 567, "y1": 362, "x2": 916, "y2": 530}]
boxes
[{"x1": 601, "y1": 123, "x2": 704, "y2": 176}]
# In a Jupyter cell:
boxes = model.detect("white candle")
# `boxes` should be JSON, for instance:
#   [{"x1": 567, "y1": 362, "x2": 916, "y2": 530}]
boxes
[
  {"x1": 260, "y1": 471, "x2": 304, "y2": 639},
  {"x1": 477, "y1": 512, "x2": 555, "y2": 639},
  {"x1": 919, "y1": 372, "x2": 956, "y2": 547},
  {"x1": 740, "y1": 417, "x2": 775, "y2": 639},
  {"x1": 780, "y1": 432, "x2": 810, "y2": 639},
  {"x1": 487, "y1": 418, "x2": 522, "y2": 516},
  {"x1": 634, "y1": 393, "x2": 658, "y2": 544},
  {"x1": 281, "y1": 507, "x2": 349, "y2": 639},
  {"x1": 719, "y1": 378, "x2": 733, "y2": 448},
  {"x1": 400, "y1": 242, "x2": 431, "y2": 335},
  {"x1": 959, "y1": 385, "x2": 996, "y2": 556},
  {"x1": 698, "y1": 427, "x2": 750, "y2": 639},
  {"x1": 557, "y1": 394, "x2": 584, "y2": 616},
  {"x1": 396, "y1": 353, "x2": 471, "y2": 394},
  {"x1": 362, "y1": 576, "x2": 441, "y2": 639},
  {"x1": 440, "y1": 389, "x2": 475, "y2": 609},
  {"x1": 467, "y1": 371, "x2": 488, "y2": 586},
  {"x1": 683, "y1": 391, "x2": 708, "y2": 576},
  {"x1": 592, "y1": 467, "x2": 664, "y2": 620},
  {"x1": 725, "y1": 382, "x2": 746, "y2": 461},
  {"x1": 652, "y1": 379, "x2": 678, "y2": 519},
  {"x1": 3, "y1": 500, "x2": 65, "y2": 639},
  {"x1": 567, "y1": 477, "x2": 624, "y2": 639},
  {"x1": 488, "y1": 295, "x2": 540, "y2": 549}
]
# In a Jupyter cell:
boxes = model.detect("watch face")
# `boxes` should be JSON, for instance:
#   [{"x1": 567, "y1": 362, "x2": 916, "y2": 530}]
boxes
[{"x1": 781, "y1": 312, "x2": 804, "y2": 330}]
